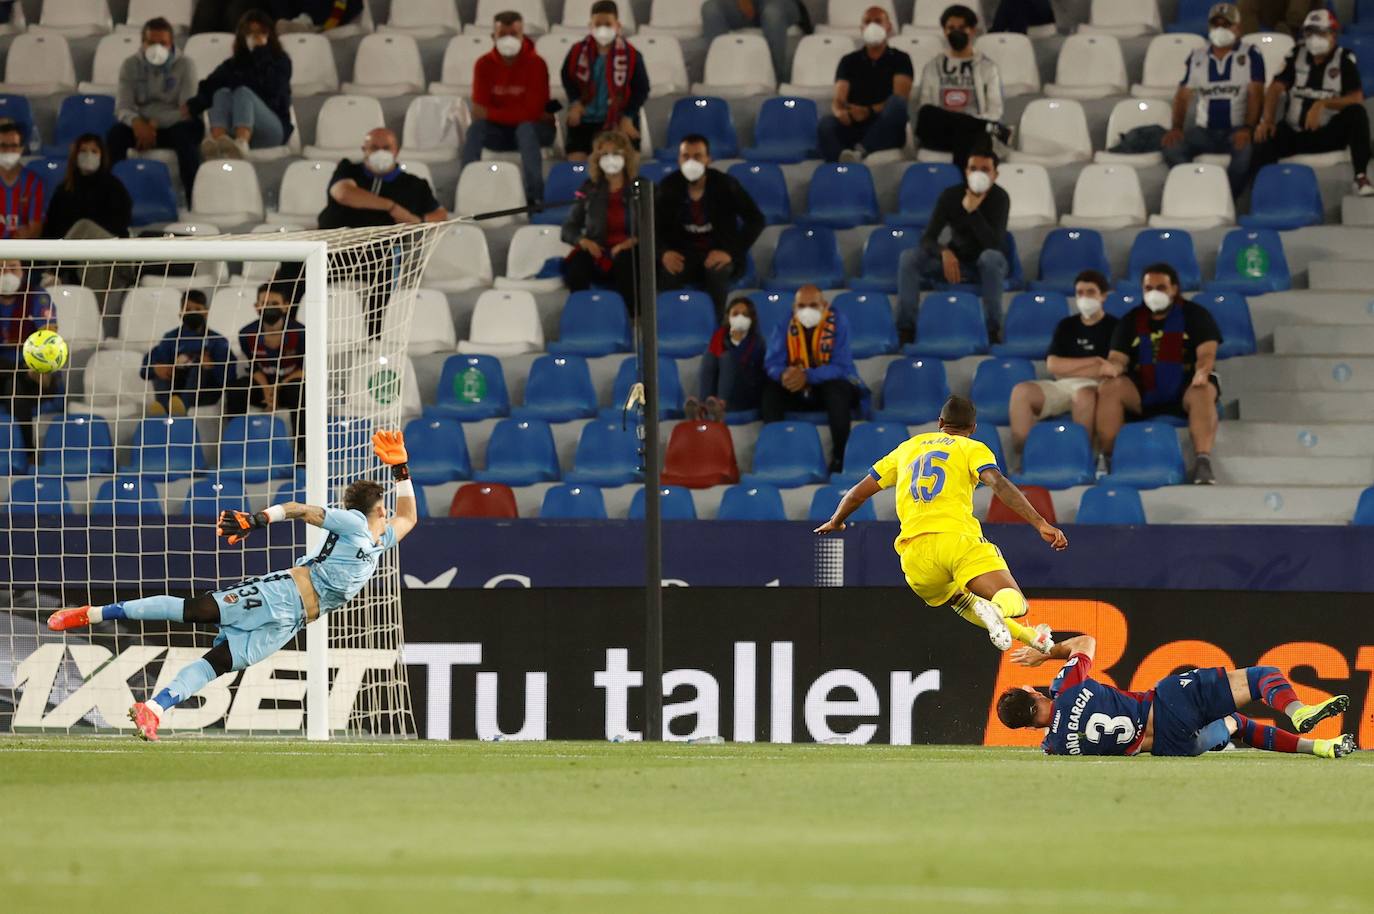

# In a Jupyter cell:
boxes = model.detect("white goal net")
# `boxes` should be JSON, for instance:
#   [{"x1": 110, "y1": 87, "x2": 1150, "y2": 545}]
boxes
[{"x1": 0, "y1": 221, "x2": 448, "y2": 739}]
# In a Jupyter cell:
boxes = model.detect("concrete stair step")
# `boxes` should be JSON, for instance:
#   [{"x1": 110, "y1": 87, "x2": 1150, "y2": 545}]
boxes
[
  {"x1": 1274, "y1": 325, "x2": 1374, "y2": 355},
  {"x1": 1223, "y1": 355, "x2": 1374, "y2": 391},
  {"x1": 1341, "y1": 195, "x2": 1374, "y2": 226},
  {"x1": 1248, "y1": 292, "x2": 1374, "y2": 341},
  {"x1": 1213, "y1": 455, "x2": 1374, "y2": 487},
  {"x1": 1240, "y1": 391, "x2": 1374, "y2": 422},
  {"x1": 1215, "y1": 421, "x2": 1374, "y2": 457},
  {"x1": 1308, "y1": 259, "x2": 1374, "y2": 291},
  {"x1": 1138, "y1": 485, "x2": 1364, "y2": 524}
]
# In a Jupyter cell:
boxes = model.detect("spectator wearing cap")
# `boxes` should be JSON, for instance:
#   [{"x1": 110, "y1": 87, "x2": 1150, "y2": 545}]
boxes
[
  {"x1": 1253, "y1": 10, "x2": 1373, "y2": 197},
  {"x1": 817, "y1": 7, "x2": 913, "y2": 163},
  {"x1": 1162, "y1": 4, "x2": 1264, "y2": 197},
  {"x1": 911, "y1": 5, "x2": 1011, "y2": 164},
  {"x1": 1237, "y1": 0, "x2": 1321, "y2": 37}
]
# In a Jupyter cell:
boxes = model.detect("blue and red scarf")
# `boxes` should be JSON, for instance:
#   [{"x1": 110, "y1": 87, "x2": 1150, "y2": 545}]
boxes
[
  {"x1": 786, "y1": 308, "x2": 836, "y2": 369},
  {"x1": 1136, "y1": 303, "x2": 1186, "y2": 407},
  {"x1": 565, "y1": 35, "x2": 636, "y2": 127}
]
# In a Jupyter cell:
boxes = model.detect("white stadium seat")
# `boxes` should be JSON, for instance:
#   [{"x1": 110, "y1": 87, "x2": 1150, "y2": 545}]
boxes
[
  {"x1": 908, "y1": 0, "x2": 982, "y2": 33},
  {"x1": 556, "y1": 0, "x2": 637, "y2": 33},
  {"x1": 997, "y1": 163, "x2": 1057, "y2": 229},
  {"x1": 430, "y1": 34, "x2": 491, "y2": 96},
  {"x1": 977, "y1": 32, "x2": 1039, "y2": 97},
  {"x1": 118, "y1": 286, "x2": 184, "y2": 347},
  {"x1": 379, "y1": 0, "x2": 462, "y2": 38},
  {"x1": 780, "y1": 34, "x2": 856, "y2": 100},
  {"x1": 283, "y1": 33, "x2": 341, "y2": 96},
  {"x1": 139, "y1": 224, "x2": 230, "y2": 289},
  {"x1": 692, "y1": 34, "x2": 777, "y2": 98},
  {"x1": 1096, "y1": 98, "x2": 1172, "y2": 166},
  {"x1": 185, "y1": 160, "x2": 264, "y2": 227},
  {"x1": 77, "y1": 349, "x2": 146, "y2": 420},
  {"x1": 401, "y1": 95, "x2": 464, "y2": 163},
  {"x1": 122, "y1": 0, "x2": 192, "y2": 32},
  {"x1": 458, "y1": 289, "x2": 545, "y2": 356},
  {"x1": 815, "y1": 0, "x2": 896, "y2": 37},
  {"x1": 183, "y1": 32, "x2": 234, "y2": 84},
  {"x1": 536, "y1": 33, "x2": 579, "y2": 100},
  {"x1": 36, "y1": 0, "x2": 112, "y2": 38},
  {"x1": 345, "y1": 350, "x2": 422, "y2": 421},
  {"x1": 0, "y1": 33, "x2": 77, "y2": 95},
  {"x1": 466, "y1": 0, "x2": 548, "y2": 35},
  {"x1": 639, "y1": 0, "x2": 702, "y2": 39},
  {"x1": 630, "y1": 34, "x2": 689, "y2": 98},
  {"x1": 1063, "y1": 164, "x2": 1147, "y2": 230},
  {"x1": 1132, "y1": 33, "x2": 1205, "y2": 99},
  {"x1": 48, "y1": 285, "x2": 102, "y2": 350},
  {"x1": 424, "y1": 224, "x2": 495, "y2": 292},
  {"x1": 268, "y1": 160, "x2": 334, "y2": 227},
  {"x1": 397, "y1": 160, "x2": 436, "y2": 192},
  {"x1": 302, "y1": 95, "x2": 386, "y2": 159},
  {"x1": 495, "y1": 225, "x2": 572, "y2": 292},
  {"x1": 383, "y1": 288, "x2": 458, "y2": 355},
  {"x1": 1045, "y1": 34, "x2": 1127, "y2": 99},
  {"x1": 208, "y1": 282, "x2": 261, "y2": 348},
  {"x1": 341, "y1": 33, "x2": 427, "y2": 97},
  {"x1": 455, "y1": 161, "x2": 526, "y2": 226},
  {"x1": 326, "y1": 285, "x2": 369, "y2": 350},
  {"x1": 1247, "y1": 33, "x2": 1293, "y2": 84},
  {"x1": 1150, "y1": 163, "x2": 1235, "y2": 229},
  {"x1": 888, "y1": 32, "x2": 943, "y2": 77},
  {"x1": 79, "y1": 32, "x2": 139, "y2": 95},
  {"x1": 240, "y1": 225, "x2": 301, "y2": 282},
  {"x1": 1080, "y1": 0, "x2": 1160, "y2": 37},
  {"x1": 1010, "y1": 99, "x2": 1092, "y2": 167}
]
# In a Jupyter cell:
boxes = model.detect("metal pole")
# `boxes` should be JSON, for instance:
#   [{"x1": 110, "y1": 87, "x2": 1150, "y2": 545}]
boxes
[
  {"x1": 635, "y1": 176, "x2": 663, "y2": 742},
  {"x1": 303, "y1": 244, "x2": 330, "y2": 741}
]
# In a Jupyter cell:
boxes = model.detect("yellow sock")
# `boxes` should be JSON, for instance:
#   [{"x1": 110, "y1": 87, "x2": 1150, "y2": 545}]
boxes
[
  {"x1": 1004, "y1": 617, "x2": 1039, "y2": 647},
  {"x1": 950, "y1": 592, "x2": 987, "y2": 630},
  {"x1": 992, "y1": 588, "x2": 1028, "y2": 619}
]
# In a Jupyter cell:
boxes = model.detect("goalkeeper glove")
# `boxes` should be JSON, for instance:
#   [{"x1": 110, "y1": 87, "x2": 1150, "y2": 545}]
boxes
[
  {"x1": 372, "y1": 429, "x2": 410, "y2": 481},
  {"x1": 217, "y1": 509, "x2": 268, "y2": 546}
]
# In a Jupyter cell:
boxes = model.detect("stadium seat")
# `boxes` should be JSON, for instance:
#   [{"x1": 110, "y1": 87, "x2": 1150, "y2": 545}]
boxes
[
  {"x1": 693, "y1": 33, "x2": 777, "y2": 97},
  {"x1": 605, "y1": 356, "x2": 686, "y2": 420},
  {"x1": 532, "y1": 162, "x2": 588, "y2": 226},
  {"x1": 1127, "y1": 229, "x2": 1202, "y2": 290},
  {"x1": 73, "y1": 348, "x2": 143, "y2": 420},
  {"x1": 1077, "y1": 484, "x2": 1148, "y2": 524},
  {"x1": 628, "y1": 484, "x2": 698, "y2": 520},
  {"x1": 454, "y1": 161, "x2": 526, "y2": 225},
  {"x1": 41, "y1": 413, "x2": 115, "y2": 477},
  {"x1": 886, "y1": 162, "x2": 962, "y2": 228},
  {"x1": 1240, "y1": 164, "x2": 1324, "y2": 231},
  {"x1": 380, "y1": 0, "x2": 462, "y2": 37},
  {"x1": 5, "y1": 476, "x2": 73, "y2": 515},
  {"x1": 123, "y1": 416, "x2": 207, "y2": 479},
  {"x1": 768, "y1": 226, "x2": 846, "y2": 291},
  {"x1": 874, "y1": 357, "x2": 948, "y2": 423},
  {"x1": 977, "y1": 32, "x2": 1039, "y2": 96},
  {"x1": 807, "y1": 485, "x2": 878, "y2": 522},
  {"x1": 1250, "y1": 32, "x2": 1295, "y2": 79},
  {"x1": 1081, "y1": 0, "x2": 1161, "y2": 36},
  {"x1": 986, "y1": 483, "x2": 1055, "y2": 524},
  {"x1": 565, "y1": 419, "x2": 643, "y2": 486},
  {"x1": 802, "y1": 163, "x2": 880, "y2": 228},
  {"x1": 429, "y1": 34, "x2": 489, "y2": 95},
  {"x1": 641, "y1": 0, "x2": 703, "y2": 38},
  {"x1": 631, "y1": 34, "x2": 689, "y2": 96},
  {"x1": 540, "y1": 484, "x2": 608, "y2": 519},
  {"x1": 997, "y1": 163, "x2": 1057, "y2": 229},
  {"x1": 1204, "y1": 228, "x2": 1291, "y2": 294},
  {"x1": 424, "y1": 224, "x2": 494, "y2": 292},
  {"x1": 458, "y1": 289, "x2": 543, "y2": 356},
  {"x1": 740, "y1": 97, "x2": 818, "y2": 163},
  {"x1": 781, "y1": 34, "x2": 855, "y2": 98},
  {"x1": 116, "y1": 286, "x2": 186, "y2": 348},
  {"x1": 656, "y1": 291, "x2": 717, "y2": 358},
  {"x1": 717, "y1": 483, "x2": 787, "y2": 521},
  {"x1": 815, "y1": 0, "x2": 895, "y2": 36},
  {"x1": 27, "y1": 157, "x2": 66, "y2": 205},
  {"x1": 992, "y1": 293, "x2": 1068, "y2": 359},
  {"x1": 122, "y1": 0, "x2": 192, "y2": 32},
  {"x1": 1151, "y1": 164, "x2": 1235, "y2": 229},
  {"x1": 267, "y1": 160, "x2": 333, "y2": 227},
  {"x1": 187, "y1": 160, "x2": 264, "y2": 227},
  {"x1": 556, "y1": 0, "x2": 639, "y2": 35},
  {"x1": 399, "y1": 416, "x2": 472, "y2": 484},
  {"x1": 219, "y1": 415, "x2": 294, "y2": 483},
  {"x1": 1354, "y1": 487, "x2": 1374, "y2": 525},
  {"x1": 282, "y1": 33, "x2": 341, "y2": 96},
  {"x1": 661, "y1": 421, "x2": 740, "y2": 488},
  {"x1": 467, "y1": 0, "x2": 548, "y2": 34},
  {"x1": 0, "y1": 95, "x2": 33, "y2": 142},
  {"x1": 341, "y1": 33, "x2": 426, "y2": 96},
  {"x1": 90, "y1": 477, "x2": 163, "y2": 519},
  {"x1": 1132, "y1": 33, "x2": 1207, "y2": 98},
  {"x1": 114, "y1": 159, "x2": 178, "y2": 226},
  {"x1": 549, "y1": 290, "x2": 631, "y2": 356},
  {"x1": 727, "y1": 162, "x2": 791, "y2": 225},
  {"x1": 849, "y1": 228, "x2": 920, "y2": 294},
  {"x1": 302, "y1": 95, "x2": 385, "y2": 159},
  {"x1": 888, "y1": 32, "x2": 944, "y2": 74},
  {"x1": 449, "y1": 483, "x2": 519, "y2": 518},
  {"x1": 970, "y1": 358, "x2": 1036, "y2": 426},
  {"x1": 383, "y1": 288, "x2": 457, "y2": 356},
  {"x1": 748, "y1": 291, "x2": 793, "y2": 335},
  {"x1": 79, "y1": 32, "x2": 137, "y2": 94},
  {"x1": 910, "y1": 0, "x2": 984, "y2": 32},
  {"x1": 513, "y1": 355, "x2": 598, "y2": 422},
  {"x1": 496, "y1": 225, "x2": 570, "y2": 292},
  {"x1": 741, "y1": 422, "x2": 828, "y2": 487},
  {"x1": 656, "y1": 96, "x2": 739, "y2": 160},
  {"x1": 400, "y1": 95, "x2": 463, "y2": 164},
  {"x1": 1063, "y1": 164, "x2": 1146, "y2": 230},
  {"x1": 0, "y1": 412, "x2": 27, "y2": 475},
  {"x1": 638, "y1": 160, "x2": 675, "y2": 183},
  {"x1": 48, "y1": 284, "x2": 102, "y2": 350},
  {"x1": 1197, "y1": 292, "x2": 1257, "y2": 358},
  {"x1": 1165, "y1": 0, "x2": 1210, "y2": 34},
  {"x1": 838, "y1": 421, "x2": 909, "y2": 482},
  {"x1": 907, "y1": 292, "x2": 988, "y2": 358},
  {"x1": 37, "y1": 0, "x2": 111, "y2": 37},
  {"x1": 183, "y1": 32, "x2": 234, "y2": 85},
  {"x1": 434, "y1": 354, "x2": 511, "y2": 419},
  {"x1": 1015, "y1": 421, "x2": 1094, "y2": 489},
  {"x1": 1104, "y1": 291, "x2": 1142, "y2": 318},
  {"x1": 830, "y1": 292, "x2": 898, "y2": 357},
  {"x1": 1045, "y1": 34, "x2": 1128, "y2": 99},
  {"x1": 478, "y1": 418, "x2": 560, "y2": 484},
  {"x1": 1010, "y1": 100, "x2": 1092, "y2": 167},
  {"x1": 1030, "y1": 229, "x2": 1111, "y2": 295},
  {"x1": 1097, "y1": 99, "x2": 1172, "y2": 166},
  {"x1": 181, "y1": 475, "x2": 247, "y2": 521},
  {"x1": 0, "y1": 33, "x2": 77, "y2": 95},
  {"x1": 1103, "y1": 422, "x2": 1186, "y2": 488}
]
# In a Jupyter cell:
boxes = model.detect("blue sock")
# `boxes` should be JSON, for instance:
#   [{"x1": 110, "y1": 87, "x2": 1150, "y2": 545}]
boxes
[
  {"x1": 101, "y1": 595, "x2": 184, "y2": 623},
  {"x1": 151, "y1": 658, "x2": 217, "y2": 711}
]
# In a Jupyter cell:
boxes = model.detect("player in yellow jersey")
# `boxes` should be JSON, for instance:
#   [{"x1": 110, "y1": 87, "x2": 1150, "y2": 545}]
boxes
[{"x1": 815, "y1": 395, "x2": 1067, "y2": 653}]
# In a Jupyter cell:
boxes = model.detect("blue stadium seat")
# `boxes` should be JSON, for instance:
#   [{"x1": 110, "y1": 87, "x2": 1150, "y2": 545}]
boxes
[
  {"x1": 6, "y1": 476, "x2": 73, "y2": 515},
  {"x1": 1349, "y1": 5, "x2": 1374, "y2": 35},
  {"x1": 181, "y1": 475, "x2": 247, "y2": 520},
  {"x1": 0, "y1": 94, "x2": 33, "y2": 144},
  {"x1": 807, "y1": 484, "x2": 878, "y2": 522},
  {"x1": 1196, "y1": 292, "x2": 1256, "y2": 358},
  {"x1": 402, "y1": 416, "x2": 471, "y2": 484},
  {"x1": 27, "y1": 157, "x2": 66, "y2": 207},
  {"x1": 433, "y1": 354, "x2": 510, "y2": 420},
  {"x1": 326, "y1": 418, "x2": 372, "y2": 472},
  {"x1": 0, "y1": 411, "x2": 28, "y2": 474},
  {"x1": 638, "y1": 160, "x2": 676, "y2": 183},
  {"x1": 1353, "y1": 486, "x2": 1374, "y2": 524},
  {"x1": 655, "y1": 96, "x2": 739, "y2": 160},
  {"x1": 907, "y1": 291, "x2": 988, "y2": 358},
  {"x1": 886, "y1": 162, "x2": 962, "y2": 227},
  {"x1": 533, "y1": 161, "x2": 588, "y2": 225},
  {"x1": 1165, "y1": 0, "x2": 1209, "y2": 33},
  {"x1": 802, "y1": 163, "x2": 879, "y2": 228},
  {"x1": 830, "y1": 291, "x2": 898, "y2": 357},
  {"x1": 219, "y1": 414, "x2": 293, "y2": 483},
  {"x1": 90, "y1": 476, "x2": 164, "y2": 519},
  {"x1": 1104, "y1": 291, "x2": 1142, "y2": 318},
  {"x1": 549, "y1": 290, "x2": 631, "y2": 357},
  {"x1": 727, "y1": 162, "x2": 790, "y2": 224},
  {"x1": 1015, "y1": 421, "x2": 1094, "y2": 489},
  {"x1": 839, "y1": 421, "x2": 910, "y2": 482},
  {"x1": 44, "y1": 94, "x2": 117, "y2": 158},
  {"x1": 273, "y1": 468, "x2": 306, "y2": 505},
  {"x1": 1077, "y1": 484, "x2": 1148, "y2": 525},
  {"x1": 850, "y1": 227, "x2": 921, "y2": 294},
  {"x1": 566, "y1": 419, "x2": 642, "y2": 485},
  {"x1": 540, "y1": 483, "x2": 608, "y2": 519},
  {"x1": 1241, "y1": 164, "x2": 1323, "y2": 231},
  {"x1": 513, "y1": 354, "x2": 598, "y2": 422},
  {"x1": 629, "y1": 485, "x2": 698, "y2": 519},
  {"x1": 123, "y1": 416, "x2": 207, "y2": 479},
  {"x1": 1205, "y1": 228, "x2": 1291, "y2": 294},
  {"x1": 656, "y1": 290, "x2": 717, "y2": 357},
  {"x1": 741, "y1": 96, "x2": 819, "y2": 162},
  {"x1": 971, "y1": 423, "x2": 1008, "y2": 473},
  {"x1": 113, "y1": 159, "x2": 178, "y2": 226},
  {"x1": 478, "y1": 418, "x2": 560, "y2": 485},
  {"x1": 768, "y1": 226, "x2": 846, "y2": 290},
  {"x1": 717, "y1": 483, "x2": 787, "y2": 520},
  {"x1": 874, "y1": 357, "x2": 949, "y2": 423},
  {"x1": 742, "y1": 422, "x2": 829, "y2": 487},
  {"x1": 1103, "y1": 422, "x2": 1185, "y2": 488},
  {"x1": 970, "y1": 358, "x2": 1036, "y2": 426},
  {"x1": 40, "y1": 413, "x2": 114, "y2": 477},
  {"x1": 603, "y1": 356, "x2": 685, "y2": 420},
  {"x1": 991, "y1": 293, "x2": 1068, "y2": 359},
  {"x1": 748, "y1": 291, "x2": 793, "y2": 334},
  {"x1": 1127, "y1": 229, "x2": 1201, "y2": 290},
  {"x1": 1029, "y1": 229, "x2": 1111, "y2": 295}
]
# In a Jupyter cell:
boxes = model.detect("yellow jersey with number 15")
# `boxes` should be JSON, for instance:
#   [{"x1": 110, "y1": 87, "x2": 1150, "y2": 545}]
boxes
[{"x1": 869, "y1": 432, "x2": 1000, "y2": 549}]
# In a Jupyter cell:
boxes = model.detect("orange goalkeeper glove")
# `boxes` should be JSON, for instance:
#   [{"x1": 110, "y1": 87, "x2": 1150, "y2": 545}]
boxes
[
  {"x1": 217, "y1": 509, "x2": 266, "y2": 545},
  {"x1": 372, "y1": 429, "x2": 410, "y2": 481}
]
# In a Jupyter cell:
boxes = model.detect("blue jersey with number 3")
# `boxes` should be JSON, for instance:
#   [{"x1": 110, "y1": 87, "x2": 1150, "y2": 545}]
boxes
[
  {"x1": 295, "y1": 508, "x2": 397, "y2": 613},
  {"x1": 1042, "y1": 654, "x2": 1154, "y2": 756}
]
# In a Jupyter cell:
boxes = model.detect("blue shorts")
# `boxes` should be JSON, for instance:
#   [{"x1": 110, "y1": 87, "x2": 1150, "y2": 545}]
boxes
[
  {"x1": 1150, "y1": 667, "x2": 1238, "y2": 757},
  {"x1": 210, "y1": 571, "x2": 305, "y2": 670}
]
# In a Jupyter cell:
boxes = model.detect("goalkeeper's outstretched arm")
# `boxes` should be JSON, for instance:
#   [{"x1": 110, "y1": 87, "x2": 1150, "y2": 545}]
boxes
[{"x1": 374, "y1": 429, "x2": 418, "y2": 543}]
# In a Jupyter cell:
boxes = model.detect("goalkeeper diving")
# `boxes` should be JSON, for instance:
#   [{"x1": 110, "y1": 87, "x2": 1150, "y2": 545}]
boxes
[{"x1": 46, "y1": 430, "x2": 417, "y2": 742}]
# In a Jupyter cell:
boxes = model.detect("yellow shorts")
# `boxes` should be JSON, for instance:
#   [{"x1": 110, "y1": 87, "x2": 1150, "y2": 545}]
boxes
[{"x1": 899, "y1": 533, "x2": 1010, "y2": 607}]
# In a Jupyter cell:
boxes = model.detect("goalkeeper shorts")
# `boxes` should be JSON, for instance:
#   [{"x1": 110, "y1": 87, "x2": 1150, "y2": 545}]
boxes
[{"x1": 210, "y1": 572, "x2": 306, "y2": 670}]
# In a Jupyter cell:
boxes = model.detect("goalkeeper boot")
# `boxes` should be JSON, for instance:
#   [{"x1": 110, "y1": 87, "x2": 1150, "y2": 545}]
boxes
[
  {"x1": 128, "y1": 703, "x2": 161, "y2": 742},
  {"x1": 971, "y1": 600, "x2": 1013, "y2": 651},
  {"x1": 1028, "y1": 623, "x2": 1055, "y2": 655},
  {"x1": 1312, "y1": 734, "x2": 1357, "y2": 760},
  {"x1": 47, "y1": 606, "x2": 92, "y2": 631},
  {"x1": 1291, "y1": 694, "x2": 1350, "y2": 734}
]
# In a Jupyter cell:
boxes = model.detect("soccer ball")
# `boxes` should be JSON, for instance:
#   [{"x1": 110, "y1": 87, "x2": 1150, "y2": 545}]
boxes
[{"x1": 23, "y1": 329, "x2": 69, "y2": 374}]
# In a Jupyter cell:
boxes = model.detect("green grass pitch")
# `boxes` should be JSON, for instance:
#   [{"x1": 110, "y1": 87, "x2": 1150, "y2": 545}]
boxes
[{"x1": 3, "y1": 738, "x2": 1372, "y2": 914}]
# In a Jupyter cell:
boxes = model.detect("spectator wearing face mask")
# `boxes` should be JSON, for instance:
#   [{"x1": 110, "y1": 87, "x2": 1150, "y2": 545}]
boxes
[
  {"x1": 1237, "y1": 0, "x2": 1321, "y2": 37},
  {"x1": 462, "y1": 11, "x2": 554, "y2": 205},
  {"x1": 230, "y1": 284, "x2": 306, "y2": 445},
  {"x1": 561, "y1": 131, "x2": 640, "y2": 312},
  {"x1": 140, "y1": 289, "x2": 231, "y2": 416},
  {"x1": 318, "y1": 128, "x2": 447, "y2": 229},
  {"x1": 107, "y1": 17, "x2": 203, "y2": 199},
  {"x1": 1253, "y1": 10, "x2": 1372, "y2": 197},
  {"x1": 0, "y1": 260, "x2": 61, "y2": 458},
  {"x1": 912, "y1": 5, "x2": 1011, "y2": 162},
  {"x1": 1006, "y1": 270, "x2": 1118, "y2": 458},
  {"x1": 43, "y1": 134, "x2": 132, "y2": 241},
  {"x1": 817, "y1": 7, "x2": 913, "y2": 163},
  {"x1": 561, "y1": 1, "x2": 649, "y2": 163},
  {"x1": 687, "y1": 296, "x2": 768, "y2": 422},
  {"x1": 186, "y1": 9, "x2": 293, "y2": 160},
  {"x1": 1096, "y1": 263, "x2": 1223, "y2": 484},
  {"x1": 0, "y1": 121, "x2": 43, "y2": 240}
]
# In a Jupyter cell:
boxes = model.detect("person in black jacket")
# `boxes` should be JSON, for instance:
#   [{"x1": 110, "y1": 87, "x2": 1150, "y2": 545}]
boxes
[
  {"x1": 686, "y1": 296, "x2": 767, "y2": 421},
  {"x1": 655, "y1": 134, "x2": 765, "y2": 319},
  {"x1": 42, "y1": 134, "x2": 132, "y2": 241},
  {"x1": 188, "y1": 10, "x2": 293, "y2": 160},
  {"x1": 561, "y1": 130, "x2": 639, "y2": 311}
]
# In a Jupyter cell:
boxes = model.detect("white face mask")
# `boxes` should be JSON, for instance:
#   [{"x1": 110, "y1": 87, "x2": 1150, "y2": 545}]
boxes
[
  {"x1": 144, "y1": 43, "x2": 171, "y2": 66},
  {"x1": 861, "y1": 22, "x2": 887, "y2": 46},
  {"x1": 599, "y1": 153, "x2": 625, "y2": 176},
  {"x1": 77, "y1": 151, "x2": 101, "y2": 174},
  {"x1": 1143, "y1": 290, "x2": 1173, "y2": 313},
  {"x1": 592, "y1": 25, "x2": 617, "y2": 46},
  {"x1": 1075, "y1": 295, "x2": 1102, "y2": 318},
  {"x1": 966, "y1": 170, "x2": 992, "y2": 194},
  {"x1": 795, "y1": 306, "x2": 823, "y2": 329},
  {"x1": 728, "y1": 314, "x2": 752, "y2": 334},
  {"x1": 246, "y1": 34, "x2": 267, "y2": 50},
  {"x1": 0, "y1": 272, "x2": 21, "y2": 294},
  {"x1": 366, "y1": 150, "x2": 396, "y2": 174},
  {"x1": 495, "y1": 35, "x2": 522, "y2": 57},
  {"x1": 679, "y1": 159, "x2": 706, "y2": 183},
  {"x1": 1209, "y1": 27, "x2": 1236, "y2": 48},
  {"x1": 1305, "y1": 34, "x2": 1332, "y2": 56},
  {"x1": 0, "y1": 152, "x2": 21, "y2": 170}
]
